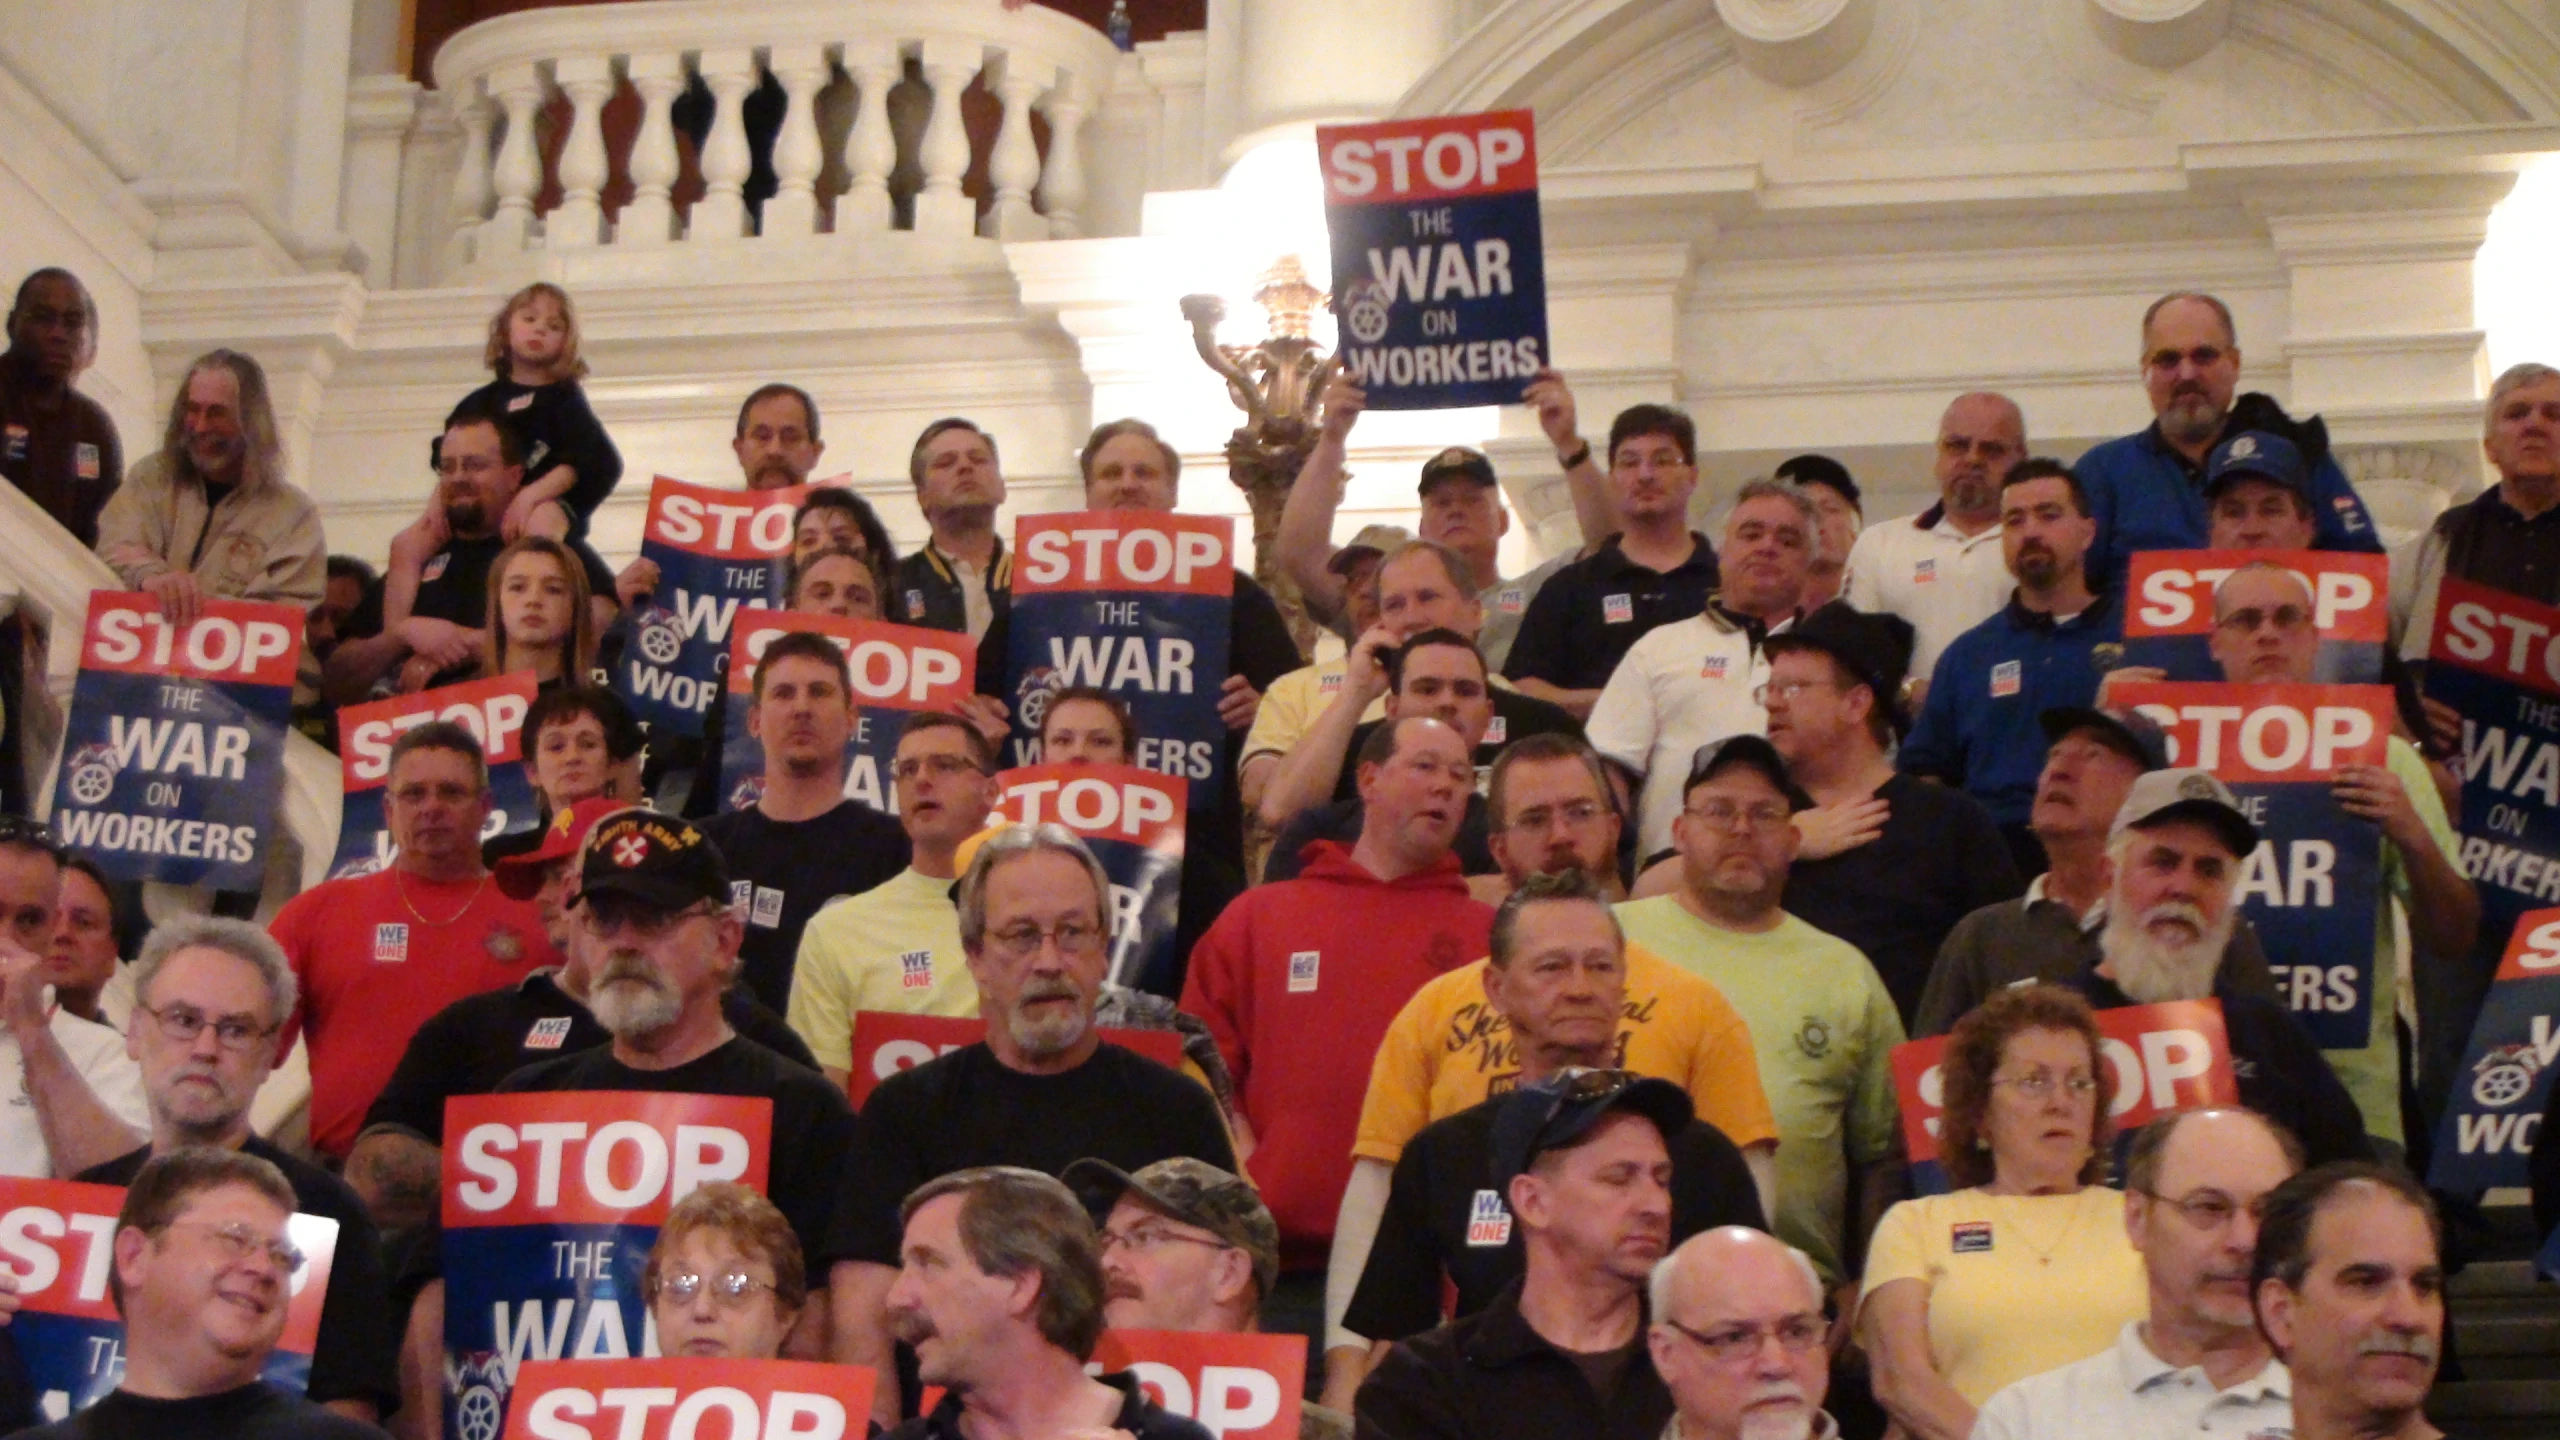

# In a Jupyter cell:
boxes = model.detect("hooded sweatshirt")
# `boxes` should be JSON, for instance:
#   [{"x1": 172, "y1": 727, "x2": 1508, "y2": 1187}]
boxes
[{"x1": 1181, "y1": 840, "x2": 1491, "y2": 1268}]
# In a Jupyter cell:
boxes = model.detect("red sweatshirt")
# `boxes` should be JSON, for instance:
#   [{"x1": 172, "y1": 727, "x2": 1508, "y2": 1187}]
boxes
[{"x1": 1181, "y1": 841, "x2": 1492, "y2": 1269}]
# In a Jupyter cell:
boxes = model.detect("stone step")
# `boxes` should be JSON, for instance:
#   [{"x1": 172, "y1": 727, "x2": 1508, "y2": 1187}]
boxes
[{"x1": 2429, "y1": 1378, "x2": 2560, "y2": 1435}]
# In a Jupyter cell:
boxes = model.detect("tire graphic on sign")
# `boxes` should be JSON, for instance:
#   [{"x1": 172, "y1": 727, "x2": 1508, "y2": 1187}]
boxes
[
  {"x1": 2470, "y1": 1043, "x2": 2540, "y2": 1109},
  {"x1": 65, "y1": 742, "x2": 118, "y2": 805},
  {"x1": 1342, "y1": 278, "x2": 1392, "y2": 345},
  {"x1": 635, "y1": 611, "x2": 684, "y2": 665}
]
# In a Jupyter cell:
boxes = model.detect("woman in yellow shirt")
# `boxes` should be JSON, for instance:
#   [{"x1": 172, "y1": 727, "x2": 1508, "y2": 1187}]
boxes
[{"x1": 1859, "y1": 985, "x2": 2148, "y2": 1439}]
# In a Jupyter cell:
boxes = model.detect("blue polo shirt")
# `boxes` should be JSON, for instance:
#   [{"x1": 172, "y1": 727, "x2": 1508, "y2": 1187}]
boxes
[
  {"x1": 1898, "y1": 589, "x2": 2124, "y2": 827},
  {"x1": 2077, "y1": 419, "x2": 2382, "y2": 590}
]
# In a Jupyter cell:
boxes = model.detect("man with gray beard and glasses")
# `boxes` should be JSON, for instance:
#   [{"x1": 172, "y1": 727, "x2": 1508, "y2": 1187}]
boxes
[
  {"x1": 2048, "y1": 768, "x2": 2370, "y2": 1166},
  {"x1": 1649, "y1": 1227, "x2": 1842, "y2": 1440},
  {"x1": 495, "y1": 808, "x2": 855, "y2": 1349},
  {"x1": 824, "y1": 825, "x2": 1237, "y2": 1430}
]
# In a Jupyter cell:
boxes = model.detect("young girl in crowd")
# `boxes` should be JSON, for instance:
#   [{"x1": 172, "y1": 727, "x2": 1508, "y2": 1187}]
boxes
[
  {"x1": 458, "y1": 282, "x2": 622, "y2": 547},
  {"x1": 486, "y1": 685, "x2": 644, "y2": 864},
  {"x1": 472, "y1": 535, "x2": 598, "y2": 692}
]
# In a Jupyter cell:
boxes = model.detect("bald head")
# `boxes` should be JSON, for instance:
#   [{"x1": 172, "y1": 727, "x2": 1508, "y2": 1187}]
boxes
[
  {"x1": 1649, "y1": 1228, "x2": 1830, "y2": 1440},
  {"x1": 2208, "y1": 561, "x2": 2318, "y2": 685}
]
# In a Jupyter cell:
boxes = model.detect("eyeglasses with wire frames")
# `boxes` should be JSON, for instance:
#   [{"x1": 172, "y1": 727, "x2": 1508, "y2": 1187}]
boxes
[
  {"x1": 1659, "y1": 1313, "x2": 1828, "y2": 1366},
  {"x1": 134, "y1": 1001, "x2": 279, "y2": 1053},
  {"x1": 987, "y1": 917, "x2": 1105, "y2": 960},
  {"x1": 650, "y1": 1269, "x2": 784, "y2": 1308},
  {"x1": 2131, "y1": 1186, "x2": 2268, "y2": 1232},
  {"x1": 1989, "y1": 1069, "x2": 2100, "y2": 1102},
  {"x1": 162, "y1": 1219, "x2": 306, "y2": 1275},
  {"x1": 1681, "y1": 798, "x2": 1793, "y2": 833},
  {"x1": 1097, "y1": 1221, "x2": 1234, "y2": 1258},
  {"x1": 576, "y1": 897, "x2": 718, "y2": 940}
]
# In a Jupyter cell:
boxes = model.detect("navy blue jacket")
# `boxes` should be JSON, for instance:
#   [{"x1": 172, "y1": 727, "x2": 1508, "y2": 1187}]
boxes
[
  {"x1": 2077, "y1": 413, "x2": 2381, "y2": 591},
  {"x1": 1899, "y1": 589, "x2": 2123, "y2": 827}
]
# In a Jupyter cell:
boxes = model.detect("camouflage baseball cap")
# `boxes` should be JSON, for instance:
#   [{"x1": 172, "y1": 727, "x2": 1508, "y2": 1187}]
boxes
[{"x1": 1062, "y1": 1156, "x2": 1279, "y2": 1299}]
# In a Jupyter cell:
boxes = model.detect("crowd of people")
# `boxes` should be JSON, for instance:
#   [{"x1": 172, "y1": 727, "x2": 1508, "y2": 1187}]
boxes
[{"x1": 0, "y1": 259, "x2": 2551, "y2": 1440}]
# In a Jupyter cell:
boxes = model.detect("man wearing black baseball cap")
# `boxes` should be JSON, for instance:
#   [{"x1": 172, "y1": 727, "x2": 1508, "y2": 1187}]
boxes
[
  {"x1": 1355, "y1": 1067, "x2": 1692, "y2": 1440},
  {"x1": 2201, "y1": 430, "x2": 2319, "y2": 551},
  {"x1": 1757, "y1": 604, "x2": 2021, "y2": 1029},
  {"x1": 1915, "y1": 707, "x2": 2281, "y2": 1038}
]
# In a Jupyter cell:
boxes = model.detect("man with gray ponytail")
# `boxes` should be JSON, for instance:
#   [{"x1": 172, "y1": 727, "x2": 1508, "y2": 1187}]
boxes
[{"x1": 826, "y1": 824, "x2": 1236, "y2": 1428}]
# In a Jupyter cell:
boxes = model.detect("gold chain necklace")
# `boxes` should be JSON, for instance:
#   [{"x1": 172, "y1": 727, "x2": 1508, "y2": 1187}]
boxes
[
  {"x1": 2006, "y1": 1188, "x2": 2092, "y2": 1267},
  {"x1": 394, "y1": 869, "x2": 488, "y2": 927}
]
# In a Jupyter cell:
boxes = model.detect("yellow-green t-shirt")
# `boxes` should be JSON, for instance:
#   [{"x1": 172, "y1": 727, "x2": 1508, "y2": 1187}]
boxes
[
  {"x1": 2317, "y1": 735, "x2": 2458, "y2": 1144},
  {"x1": 788, "y1": 867, "x2": 978, "y2": 1072},
  {"x1": 1860, "y1": 1187, "x2": 2149, "y2": 1405},
  {"x1": 1614, "y1": 897, "x2": 1905, "y2": 1283}
]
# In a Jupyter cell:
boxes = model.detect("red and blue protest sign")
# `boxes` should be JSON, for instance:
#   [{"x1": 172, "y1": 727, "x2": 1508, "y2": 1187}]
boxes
[
  {"x1": 992, "y1": 763, "x2": 1187, "y2": 991},
  {"x1": 1090, "y1": 1330, "x2": 1305, "y2": 1440},
  {"x1": 331, "y1": 672, "x2": 541, "y2": 879},
  {"x1": 0, "y1": 1177, "x2": 337, "y2": 1422},
  {"x1": 1002, "y1": 513, "x2": 1235, "y2": 822},
  {"x1": 2115, "y1": 681, "x2": 2394, "y2": 1049},
  {"x1": 847, "y1": 1011, "x2": 1188, "y2": 1109},
  {"x1": 2428, "y1": 909, "x2": 2560, "y2": 1194},
  {"x1": 615, "y1": 476, "x2": 828, "y2": 738},
  {"x1": 718, "y1": 610, "x2": 975, "y2": 816},
  {"x1": 1891, "y1": 1001, "x2": 2238, "y2": 1194},
  {"x1": 2425, "y1": 579, "x2": 2560, "y2": 961},
  {"x1": 500, "y1": 1357, "x2": 875, "y2": 1440},
  {"x1": 49, "y1": 592, "x2": 301, "y2": 889},
  {"x1": 1320, "y1": 110, "x2": 1547, "y2": 410},
  {"x1": 2124, "y1": 550, "x2": 2388, "y2": 682},
  {"x1": 441, "y1": 1092, "x2": 772, "y2": 1437}
]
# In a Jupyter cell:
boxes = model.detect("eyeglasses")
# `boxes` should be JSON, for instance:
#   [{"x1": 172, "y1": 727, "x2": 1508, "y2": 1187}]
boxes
[
  {"x1": 2216, "y1": 605, "x2": 2312, "y2": 635},
  {"x1": 2134, "y1": 1187, "x2": 2267, "y2": 1232},
  {"x1": 135, "y1": 1002, "x2": 277, "y2": 1053},
  {"x1": 2146, "y1": 346, "x2": 2229, "y2": 373},
  {"x1": 894, "y1": 753, "x2": 986, "y2": 782},
  {"x1": 1660, "y1": 1315, "x2": 1827, "y2": 1365},
  {"x1": 987, "y1": 919, "x2": 1104, "y2": 959},
  {"x1": 653, "y1": 1269, "x2": 781, "y2": 1308},
  {"x1": 1682, "y1": 800, "x2": 1793, "y2": 833},
  {"x1": 1752, "y1": 679, "x2": 1839, "y2": 706},
  {"x1": 1505, "y1": 800, "x2": 1606, "y2": 833},
  {"x1": 1991, "y1": 1070, "x2": 2100, "y2": 1101},
  {"x1": 166, "y1": 1219, "x2": 305, "y2": 1275},
  {"x1": 578, "y1": 898, "x2": 715, "y2": 940},
  {"x1": 1098, "y1": 1222, "x2": 1233, "y2": 1257}
]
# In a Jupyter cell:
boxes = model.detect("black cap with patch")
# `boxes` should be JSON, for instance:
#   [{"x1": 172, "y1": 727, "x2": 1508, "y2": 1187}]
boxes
[
  {"x1": 1490, "y1": 1069, "x2": 1694, "y2": 1195},
  {"x1": 576, "y1": 808, "x2": 730, "y2": 911},
  {"x1": 1682, "y1": 734, "x2": 1812, "y2": 810},
  {"x1": 1418, "y1": 447, "x2": 1498, "y2": 495}
]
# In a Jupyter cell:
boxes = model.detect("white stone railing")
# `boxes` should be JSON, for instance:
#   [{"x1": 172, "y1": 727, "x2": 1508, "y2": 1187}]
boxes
[{"x1": 427, "y1": 0, "x2": 1127, "y2": 274}]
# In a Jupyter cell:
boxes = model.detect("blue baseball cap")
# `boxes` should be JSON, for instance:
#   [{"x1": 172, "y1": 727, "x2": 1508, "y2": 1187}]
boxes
[{"x1": 2203, "y1": 430, "x2": 2311, "y2": 502}]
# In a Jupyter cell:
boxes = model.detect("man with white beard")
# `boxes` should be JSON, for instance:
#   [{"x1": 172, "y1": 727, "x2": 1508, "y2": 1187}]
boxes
[
  {"x1": 496, "y1": 808, "x2": 857, "y2": 1348},
  {"x1": 1648, "y1": 1226, "x2": 1842, "y2": 1440},
  {"x1": 2055, "y1": 769, "x2": 2371, "y2": 1165}
]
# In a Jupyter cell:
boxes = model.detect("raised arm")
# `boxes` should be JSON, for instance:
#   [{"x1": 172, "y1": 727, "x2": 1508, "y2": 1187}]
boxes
[
  {"x1": 1277, "y1": 374, "x2": 1367, "y2": 627},
  {"x1": 1523, "y1": 369, "x2": 1615, "y2": 550}
]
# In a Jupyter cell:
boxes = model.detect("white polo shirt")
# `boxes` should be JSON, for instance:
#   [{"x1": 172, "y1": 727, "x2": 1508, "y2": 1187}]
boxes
[
  {"x1": 1584, "y1": 606, "x2": 1774, "y2": 860},
  {"x1": 1843, "y1": 505, "x2": 2013, "y2": 682},
  {"x1": 0, "y1": 1007, "x2": 151, "y2": 1178},
  {"x1": 1972, "y1": 1321, "x2": 2295, "y2": 1440}
]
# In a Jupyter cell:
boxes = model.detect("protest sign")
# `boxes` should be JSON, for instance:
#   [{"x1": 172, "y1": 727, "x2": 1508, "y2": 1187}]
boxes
[
  {"x1": 1891, "y1": 1000, "x2": 2238, "y2": 1193},
  {"x1": 2426, "y1": 579, "x2": 2560, "y2": 959},
  {"x1": 717, "y1": 610, "x2": 974, "y2": 815},
  {"x1": 0, "y1": 1177, "x2": 337, "y2": 1423},
  {"x1": 1092, "y1": 1330, "x2": 1305, "y2": 1440},
  {"x1": 331, "y1": 672, "x2": 541, "y2": 878},
  {"x1": 991, "y1": 763, "x2": 1186, "y2": 991},
  {"x1": 442, "y1": 1092, "x2": 772, "y2": 1438},
  {"x1": 2428, "y1": 908, "x2": 2560, "y2": 1194},
  {"x1": 50, "y1": 592, "x2": 300, "y2": 888},
  {"x1": 2114, "y1": 681, "x2": 2394, "y2": 1049},
  {"x1": 500, "y1": 1357, "x2": 875, "y2": 1440},
  {"x1": 846, "y1": 1012, "x2": 1188, "y2": 1110},
  {"x1": 2124, "y1": 549, "x2": 2388, "y2": 682},
  {"x1": 1001, "y1": 513, "x2": 1234, "y2": 822},
  {"x1": 615, "y1": 476, "x2": 827, "y2": 737},
  {"x1": 1319, "y1": 110, "x2": 1547, "y2": 410}
]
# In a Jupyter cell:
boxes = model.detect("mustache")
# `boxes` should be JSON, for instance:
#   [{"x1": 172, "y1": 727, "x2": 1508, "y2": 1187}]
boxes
[
  {"x1": 1105, "y1": 1277, "x2": 1142, "y2": 1303},
  {"x1": 596, "y1": 953, "x2": 666, "y2": 988},
  {"x1": 889, "y1": 1310, "x2": 937, "y2": 1347},
  {"x1": 2140, "y1": 900, "x2": 2209, "y2": 937},
  {"x1": 2360, "y1": 1331, "x2": 2439, "y2": 1362},
  {"x1": 1019, "y1": 978, "x2": 1081, "y2": 1006}
]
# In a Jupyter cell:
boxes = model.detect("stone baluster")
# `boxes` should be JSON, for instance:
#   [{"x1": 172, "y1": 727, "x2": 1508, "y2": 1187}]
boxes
[
  {"x1": 446, "y1": 90, "x2": 494, "y2": 270},
  {"x1": 480, "y1": 62, "x2": 545, "y2": 253},
  {"x1": 980, "y1": 53, "x2": 1052, "y2": 240},
  {"x1": 1038, "y1": 81, "x2": 1090, "y2": 240},
  {"x1": 621, "y1": 54, "x2": 686, "y2": 246},
  {"x1": 763, "y1": 43, "x2": 831, "y2": 237},
  {"x1": 549, "y1": 56, "x2": 614, "y2": 248},
  {"x1": 911, "y1": 39, "x2": 980, "y2": 238},
  {"x1": 692, "y1": 48, "x2": 758, "y2": 240},
  {"x1": 836, "y1": 40, "x2": 899, "y2": 234}
]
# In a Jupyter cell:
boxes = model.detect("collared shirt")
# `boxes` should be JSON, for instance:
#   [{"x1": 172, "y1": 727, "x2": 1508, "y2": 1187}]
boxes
[
  {"x1": 0, "y1": 1010, "x2": 150, "y2": 1179},
  {"x1": 2074, "y1": 408, "x2": 2382, "y2": 591},
  {"x1": 1504, "y1": 532, "x2": 1723, "y2": 692},
  {"x1": 1912, "y1": 881, "x2": 2279, "y2": 1040},
  {"x1": 890, "y1": 1372, "x2": 1211, "y2": 1440},
  {"x1": 2392, "y1": 482, "x2": 2560, "y2": 662},
  {"x1": 1843, "y1": 503, "x2": 2013, "y2": 681},
  {"x1": 1663, "y1": 1413, "x2": 1840, "y2": 1440},
  {"x1": 1898, "y1": 589, "x2": 2125, "y2": 827},
  {"x1": 1972, "y1": 1320, "x2": 2295, "y2": 1440},
  {"x1": 1355, "y1": 1278, "x2": 1673, "y2": 1440},
  {"x1": 895, "y1": 535, "x2": 1012, "y2": 640},
  {"x1": 1477, "y1": 549, "x2": 1576, "y2": 673},
  {"x1": 1584, "y1": 597, "x2": 1778, "y2": 860}
]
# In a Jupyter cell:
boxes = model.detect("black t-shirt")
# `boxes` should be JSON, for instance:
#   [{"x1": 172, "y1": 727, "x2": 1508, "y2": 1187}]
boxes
[
  {"x1": 453, "y1": 377, "x2": 623, "y2": 543},
  {"x1": 16, "y1": 1381, "x2": 385, "y2": 1440},
  {"x1": 1332, "y1": 690, "x2": 1586, "y2": 804},
  {"x1": 699, "y1": 800, "x2": 908, "y2": 1012},
  {"x1": 1263, "y1": 795, "x2": 1497, "y2": 882},
  {"x1": 2069, "y1": 974, "x2": 2375, "y2": 1170},
  {"x1": 361, "y1": 969, "x2": 817, "y2": 1145},
  {"x1": 1781, "y1": 773, "x2": 2024, "y2": 1030},
  {"x1": 826, "y1": 1041, "x2": 1236, "y2": 1268},
  {"x1": 0, "y1": 352, "x2": 121, "y2": 548},
  {"x1": 1502, "y1": 534, "x2": 1722, "y2": 692},
  {"x1": 341, "y1": 533, "x2": 616, "y2": 690},
  {"x1": 497, "y1": 1035, "x2": 854, "y2": 1264},
  {"x1": 888, "y1": 1372, "x2": 1210, "y2": 1440},
  {"x1": 1344, "y1": 1096, "x2": 1764, "y2": 1344},
  {"x1": 76, "y1": 1139, "x2": 395, "y2": 1417}
]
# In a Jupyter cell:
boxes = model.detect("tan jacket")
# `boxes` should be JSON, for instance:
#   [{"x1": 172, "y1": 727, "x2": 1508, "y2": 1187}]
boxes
[{"x1": 95, "y1": 450, "x2": 327, "y2": 609}]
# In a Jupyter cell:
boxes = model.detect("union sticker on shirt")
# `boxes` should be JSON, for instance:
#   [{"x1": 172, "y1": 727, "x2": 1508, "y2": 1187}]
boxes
[
  {"x1": 524, "y1": 1016, "x2": 573, "y2": 1050},
  {"x1": 1602, "y1": 593, "x2": 1634, "y2": 624},
  {"x1": 74, "y1": 443, "x2": 100, "y2": 480},
  {"x1": 373, "y1": 923, "x2": 409, "y2": 964},
  {"x1": 420, "y1": 553, "x2": 451, "y2": 584},
  {"x1": 1466, "y1": 1189, "x2": 1512, "y2": 1246},
  {"x1": 1914, "y1": 559, "x2": 1937, "y2": 584},
  {"x1": 1989, "y1": 659, "x2": 2022, "y2": 698},
  {"x1": 1498, "y1": 586, "x2": 1525, "y2": 615},
  {"x1": 1951, "y1": 1221, "x2": 1992, "y2": 1253},
  {"x1": 1700, "y1": 655, "x2": 1729, "y2": 680},
  {"x1": 899, "y1": 949, "x2": 934, "y2": 991},
  {"x1": 1288, "y1": 950, "x2": 1320, "y2": 993},
  {"x1": 1483, "y1": 715, "x2": 1507, "y2": 745},
  {"x1": 751, "y1": 885, "x2": 785, "y2": 929}
]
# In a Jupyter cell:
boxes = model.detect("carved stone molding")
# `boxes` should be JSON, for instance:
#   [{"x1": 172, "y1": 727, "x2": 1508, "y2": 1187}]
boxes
[
  {"x1": 2337, "y1": 441, "x2": 2482, "y2": 547},
  {"x1": 1715, "y1": 0, "x2": 1876, "y2": 87},
  {"x1": 2083, "y1": 0, "x2": 2230, "y2": 70}
]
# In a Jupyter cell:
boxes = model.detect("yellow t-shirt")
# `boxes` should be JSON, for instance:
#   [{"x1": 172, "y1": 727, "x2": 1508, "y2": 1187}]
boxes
[
  {"x1": 1353, "y1": 942, "x2": 1779, "y2": 1163},
  {"x1": 1241, "y1": 659, "x2": 1373, "y2": 767},
  {"x1": 787, "y1": 867, "x2": 979, "y2": 1071},
  {"x1": 1860, "y1": 1188, "x2": 2149, "y2": 1405}
]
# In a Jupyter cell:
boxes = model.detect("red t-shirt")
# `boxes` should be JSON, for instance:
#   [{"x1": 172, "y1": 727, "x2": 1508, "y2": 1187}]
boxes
[
  {"x1": 1181, "y1": 841, "x2": 1491, "y2": 1269},
  {"x1": 270, "y1": 868, "x2": 556, "y2": 1156}
]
